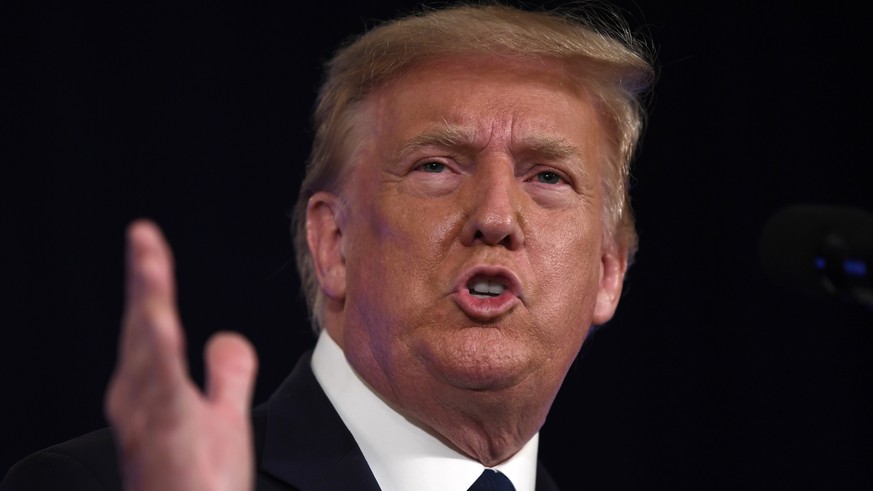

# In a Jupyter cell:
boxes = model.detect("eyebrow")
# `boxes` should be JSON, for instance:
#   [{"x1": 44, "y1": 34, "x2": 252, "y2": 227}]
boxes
[
  {"x1": 394, "y1": 124, "x2": 592, "y2": 184},
  {"x1": 396, "y1": 125, "x2": 480, "y2": 160},
  {"x1": 397, "y1": 125, "x2": 584, "y2": 161},
  {"x1": 514, "y1": 134, "x2": 584, "y2": 162}
]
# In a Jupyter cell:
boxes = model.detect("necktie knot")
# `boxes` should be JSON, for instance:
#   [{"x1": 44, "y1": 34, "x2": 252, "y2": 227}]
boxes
[{"x1": 468, "y1": 469, "x2": 516, "y2": 491}]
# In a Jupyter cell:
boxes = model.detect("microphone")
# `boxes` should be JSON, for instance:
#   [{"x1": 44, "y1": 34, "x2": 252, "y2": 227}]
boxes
[{"x1": 760, "y1": 204, "x2": 873, "y2": 308}]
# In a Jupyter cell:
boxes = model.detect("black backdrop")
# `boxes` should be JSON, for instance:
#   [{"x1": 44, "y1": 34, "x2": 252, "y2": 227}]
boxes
[{"x1": 3, "y1": 1, "x2": 873, "y2": 489}]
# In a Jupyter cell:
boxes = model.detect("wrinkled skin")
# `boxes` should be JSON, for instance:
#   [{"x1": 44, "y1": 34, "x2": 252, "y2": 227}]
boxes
[{"x1": 307, "y1": 55, "x2": 627, "y2": 466}]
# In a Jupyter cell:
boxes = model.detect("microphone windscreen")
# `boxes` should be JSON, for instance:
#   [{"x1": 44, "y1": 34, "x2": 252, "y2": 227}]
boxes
[{"x1": 760, "y1": 204, "x2": 873, "y2": 299}]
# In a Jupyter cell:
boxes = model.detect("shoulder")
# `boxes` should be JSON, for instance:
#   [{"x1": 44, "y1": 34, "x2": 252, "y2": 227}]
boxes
[{"x1": 1, "y1": 428, "x2": 121, "y2": 491}]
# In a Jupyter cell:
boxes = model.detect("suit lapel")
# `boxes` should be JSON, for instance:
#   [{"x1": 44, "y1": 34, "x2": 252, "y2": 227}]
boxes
[
  {"x1": 255, "y1": 351, "x2": 381, "y2": 491},
  {"x1": 535, "y1": 461, "x2": 561, "y2": 491}
]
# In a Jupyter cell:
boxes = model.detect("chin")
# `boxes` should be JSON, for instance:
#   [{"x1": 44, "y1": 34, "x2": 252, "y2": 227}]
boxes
[{"x1": 418, "y1": 327, "x2": 537, "y2": 392}]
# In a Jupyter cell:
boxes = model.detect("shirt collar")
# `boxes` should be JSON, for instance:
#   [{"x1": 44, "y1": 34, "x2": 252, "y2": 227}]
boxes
[{"x1": 310, "y1": 330, "x2": 539, "y2": 491}]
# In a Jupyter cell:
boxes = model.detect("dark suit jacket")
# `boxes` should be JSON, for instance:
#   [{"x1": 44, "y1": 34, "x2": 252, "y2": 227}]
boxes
[{"x1": 2, "y1": 351, "x2": 560, "y2": 490}]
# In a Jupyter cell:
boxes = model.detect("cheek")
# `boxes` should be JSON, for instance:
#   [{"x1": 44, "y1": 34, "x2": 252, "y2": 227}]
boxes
[
  {"x1": 371, "y1": 193, "x2": 464, "y2": 270},
  {"x1": 529, "y1": 214, "x2": 603, "y2": 330},
  {"x1": 345, "y1": 195, "x2": 460, "y2": 319}
]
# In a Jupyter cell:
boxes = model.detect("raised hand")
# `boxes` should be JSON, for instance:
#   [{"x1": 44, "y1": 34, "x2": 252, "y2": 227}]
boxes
[{"x1": 105, "y1": 220, "x2": 258, "y2": 491}]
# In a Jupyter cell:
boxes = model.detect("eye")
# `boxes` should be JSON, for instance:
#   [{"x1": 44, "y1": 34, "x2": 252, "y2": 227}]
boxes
[
  {"x1": 418, "y1": 161, "x2": 447, "y2": 173},
  {"x1": 534, "y1": 171, "x2": 563, "y2": 185}
]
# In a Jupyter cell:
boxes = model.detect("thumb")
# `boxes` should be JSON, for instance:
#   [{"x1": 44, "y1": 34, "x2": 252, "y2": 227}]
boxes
[{"x1": 204, "y1": 332, "x2": 258, "y2": 415}]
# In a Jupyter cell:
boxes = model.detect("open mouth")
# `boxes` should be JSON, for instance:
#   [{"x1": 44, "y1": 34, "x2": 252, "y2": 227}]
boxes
[
  {"x1": 468, "y1": 278, "x2": 506, "y2": 298},
  {"x1": 453, "y1": 267, "x2": 522, "y2": 320}
]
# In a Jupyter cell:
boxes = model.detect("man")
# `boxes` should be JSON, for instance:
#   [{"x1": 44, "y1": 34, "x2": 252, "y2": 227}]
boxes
[{"x1": 2, "y1": 2, "x2": 653, "y2": 490}]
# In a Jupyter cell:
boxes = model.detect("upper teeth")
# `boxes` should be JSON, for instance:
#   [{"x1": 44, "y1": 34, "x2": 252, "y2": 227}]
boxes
[{"x1": 470, "y1": 279, "x2": 504, "y2": 297}]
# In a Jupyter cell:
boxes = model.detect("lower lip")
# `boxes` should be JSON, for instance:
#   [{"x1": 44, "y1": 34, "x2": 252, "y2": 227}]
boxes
[{"x1": 452, "y1": 288, "x2": 520, "y2": 321}]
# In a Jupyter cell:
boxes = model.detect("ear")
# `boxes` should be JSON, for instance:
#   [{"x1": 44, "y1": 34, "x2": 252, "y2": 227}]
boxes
[
  {"x1": 592, "y1": 245, "x2": 628, "y2": 325},
  {"x1": 306, "y1": 192, "x2": 346, "y2": 301}
]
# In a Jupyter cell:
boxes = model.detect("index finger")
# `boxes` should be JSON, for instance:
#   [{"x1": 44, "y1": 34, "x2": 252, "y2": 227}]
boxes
[{"x1": 117, "y1": 219, "x2": 187, "y2": 387}]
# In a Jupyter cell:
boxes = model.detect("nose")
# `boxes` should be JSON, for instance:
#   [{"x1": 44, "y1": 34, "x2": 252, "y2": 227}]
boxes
[{"x1": 460, "y1": 159, "x2": 525, "y2": 249}]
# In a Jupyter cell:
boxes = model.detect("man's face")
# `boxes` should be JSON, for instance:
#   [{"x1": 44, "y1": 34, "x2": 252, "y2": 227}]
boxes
[{"x1": 308, "y1": 54, "x2": 626, "y2": 456}]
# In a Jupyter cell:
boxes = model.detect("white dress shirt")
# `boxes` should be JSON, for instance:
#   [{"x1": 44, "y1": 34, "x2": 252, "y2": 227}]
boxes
[{"x1": 311, "y1": 330, "x2": 538, "y2": 491}]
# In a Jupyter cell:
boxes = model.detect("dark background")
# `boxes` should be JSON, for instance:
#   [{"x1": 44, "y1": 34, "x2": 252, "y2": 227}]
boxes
[{"x1": 3, "y1": 1, "x2": 872, "y2": 489}]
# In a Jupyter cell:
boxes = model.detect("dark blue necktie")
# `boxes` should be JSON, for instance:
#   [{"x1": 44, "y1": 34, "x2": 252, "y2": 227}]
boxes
[{"x1": 467, "y1": 469, "x2": 517, "y2": 491}]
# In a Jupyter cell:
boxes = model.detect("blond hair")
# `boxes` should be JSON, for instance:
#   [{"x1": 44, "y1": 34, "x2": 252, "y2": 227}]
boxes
[{"x1": 292, "y1": 2, "x2": 655, "y2": 331}]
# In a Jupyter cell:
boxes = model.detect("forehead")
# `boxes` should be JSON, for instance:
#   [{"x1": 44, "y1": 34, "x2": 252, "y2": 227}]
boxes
[{"x1": 360, "y1": 54, "x2": 605, "y2": 157}]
